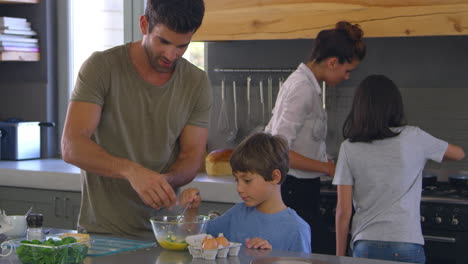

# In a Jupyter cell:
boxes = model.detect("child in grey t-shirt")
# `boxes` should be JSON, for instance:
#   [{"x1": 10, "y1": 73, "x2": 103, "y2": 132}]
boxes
[{"x1": 333, "y1": 75, "x2": 465, "y2": 264}]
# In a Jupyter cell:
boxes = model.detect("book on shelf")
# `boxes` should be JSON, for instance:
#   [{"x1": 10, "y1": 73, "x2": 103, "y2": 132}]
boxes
[
  {"x1": 0, "y1": 16, "x2": 28, "y2": 24},
  {"x1": 0, "y1": 34, "x2": 38, "y2": 43},
  {"x1": 0, "y1": 41, "x2": 38, "y2": 48},
  {"x1": 0, "y1": 23, "x2": 32, "y2": 31},
  {"x1": 0, "y1": 51, "x2": 39, "y2": 61},
  {"x1": 0, "y1": 46, "x2": 39, "y2": 52},
  {"x1": 0, "y1": 28, "x2": 37, "y2": 36},
  {"x1": 0, "y1": 20, "x2": 30, "y2": 26}
]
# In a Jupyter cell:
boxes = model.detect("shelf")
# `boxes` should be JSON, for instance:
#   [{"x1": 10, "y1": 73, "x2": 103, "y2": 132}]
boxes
[
  {"x1": 0, "y1": 0, "x2": 39, "y2": 3},
  {"x1": 0, "y1": 51, "x2": 39, "y2": 61}
]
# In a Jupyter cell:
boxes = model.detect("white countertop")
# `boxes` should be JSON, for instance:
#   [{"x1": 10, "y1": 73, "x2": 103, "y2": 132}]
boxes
[{"x1": 0, "y1": 159, "x2": 241, "y2": 204}]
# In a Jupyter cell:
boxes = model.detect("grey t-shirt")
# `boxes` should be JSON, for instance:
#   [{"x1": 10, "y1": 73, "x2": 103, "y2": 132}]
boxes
[
  {"x1": 71, "y1": 43, "x2": 212, "y2": 239},
  {"x1": 333, "y1": 126, "x2": 448, "y2": 247}
]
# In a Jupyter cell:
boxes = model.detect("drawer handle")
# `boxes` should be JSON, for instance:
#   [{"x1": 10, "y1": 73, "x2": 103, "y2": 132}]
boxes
[{"x1": 424, "y1": 235, "x2": 456, "y2": 243}]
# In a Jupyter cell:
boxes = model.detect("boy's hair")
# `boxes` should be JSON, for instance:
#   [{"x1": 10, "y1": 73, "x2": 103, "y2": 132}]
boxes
[
  {"x1": 343, "y1": 74, "x2": 407, "y2": 142},
  {"x1": 230, "y1": 132, "x2": 289, "y2": 184},
  {"x1": 145, "y1": 0, "x2": 205, "y2": 34}
]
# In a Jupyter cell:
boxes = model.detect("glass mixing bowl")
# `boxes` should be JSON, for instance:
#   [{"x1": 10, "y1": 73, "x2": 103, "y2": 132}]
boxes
[{"x1": 150, "y1": 215, "x2": 210, "y2": 250}]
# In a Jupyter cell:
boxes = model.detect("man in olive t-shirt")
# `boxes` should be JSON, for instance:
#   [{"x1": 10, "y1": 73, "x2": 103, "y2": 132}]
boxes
[{"x1": 61, "y1": 0, "x2": 211, "y2": 239}]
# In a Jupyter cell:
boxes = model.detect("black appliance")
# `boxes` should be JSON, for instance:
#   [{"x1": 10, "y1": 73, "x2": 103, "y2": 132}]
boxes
[{"x1": 316, "y1": 173, "x2": 468, "y2": 264}]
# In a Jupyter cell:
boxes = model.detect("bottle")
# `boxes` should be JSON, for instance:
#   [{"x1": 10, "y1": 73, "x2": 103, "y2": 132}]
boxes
[{"x1": 26, "y1": 213, "x2": 44, "y2": 241}]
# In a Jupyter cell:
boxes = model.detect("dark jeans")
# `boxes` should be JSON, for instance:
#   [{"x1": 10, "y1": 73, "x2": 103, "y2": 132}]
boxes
[
  {"x1": 281, "y1": 175, "x2": 321, "y2": 253},
  {"x1": 353, "y1": 240, "x2": 426, "y2": 264}
]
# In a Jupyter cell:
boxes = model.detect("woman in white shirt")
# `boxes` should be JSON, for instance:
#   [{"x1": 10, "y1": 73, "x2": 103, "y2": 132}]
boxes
[{"x1": 265, "y1": 21, "x2": 366, "y2": 252}]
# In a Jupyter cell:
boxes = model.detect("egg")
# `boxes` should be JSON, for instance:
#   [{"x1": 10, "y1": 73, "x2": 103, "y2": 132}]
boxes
[
  {"x1": 202, "y1": 235, "x2": 218, "y2": 249},
  {"x1": 216, "y1": 233, "x2": 229, "y2": 247}
]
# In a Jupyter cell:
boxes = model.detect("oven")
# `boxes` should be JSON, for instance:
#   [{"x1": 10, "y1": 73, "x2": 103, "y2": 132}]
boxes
[{"x1": 316, "y1": 177, "x2": 468, "y2": 264}]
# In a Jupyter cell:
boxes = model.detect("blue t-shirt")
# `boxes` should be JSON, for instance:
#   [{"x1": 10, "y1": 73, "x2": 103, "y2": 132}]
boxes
[{"x1": 206, "y1": 203, "x2": 311, "y2": 253}]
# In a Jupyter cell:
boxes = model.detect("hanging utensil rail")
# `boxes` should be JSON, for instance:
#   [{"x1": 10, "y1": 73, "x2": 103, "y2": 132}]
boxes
[{"x1": 213, "y1": 68, "x2": 295, "y2": 73}]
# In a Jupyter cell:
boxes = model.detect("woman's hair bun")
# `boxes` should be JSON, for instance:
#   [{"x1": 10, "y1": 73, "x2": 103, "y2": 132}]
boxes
[{"x1": 335, "y1": 21, "x2": 363, "y2": 41}]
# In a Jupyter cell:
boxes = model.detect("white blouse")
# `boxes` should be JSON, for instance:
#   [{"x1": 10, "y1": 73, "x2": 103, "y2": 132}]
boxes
[{"x1": 265, "y1": 63, "x2": 328, "y2": 179}]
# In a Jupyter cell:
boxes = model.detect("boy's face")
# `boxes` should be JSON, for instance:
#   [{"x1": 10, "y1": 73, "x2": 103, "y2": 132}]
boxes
[{"x1": 234, "y1": 171, "x2": 276, "y2": 208}]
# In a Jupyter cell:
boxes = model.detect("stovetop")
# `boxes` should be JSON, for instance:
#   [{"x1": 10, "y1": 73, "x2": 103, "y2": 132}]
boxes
[
  {"x1": 423, "y1": 183, "x2": 468, "y2": 199},
  {"x1": 320, "y1": 180, "x2": 468, "y2": 205}
]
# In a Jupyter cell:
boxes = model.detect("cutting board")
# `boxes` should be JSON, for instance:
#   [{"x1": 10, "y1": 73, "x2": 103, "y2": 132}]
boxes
[{"x1": 87, "y1": 236, "x2": 157, "y2": 257}]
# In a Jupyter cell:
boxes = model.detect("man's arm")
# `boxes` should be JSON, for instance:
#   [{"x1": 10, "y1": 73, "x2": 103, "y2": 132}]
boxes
[
  {"x1": 163, "y1": 124, "x2": 208, "y2": 189},
  {"x1": 61, "y1": 101, "x2": 177, "y2": 209}
]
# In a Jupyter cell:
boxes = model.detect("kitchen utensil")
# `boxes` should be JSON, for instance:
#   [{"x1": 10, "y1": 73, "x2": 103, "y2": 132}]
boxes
[
  {"x1": 150, "y1": 215, "x2": 210, "y2": 250},
  {"x1": 217, "y1": 79, "x2": 229, "y2": 133},
  {"x1": 246, "y1": 76, "x2": 252, "y2": 121},
  {"x1": 278, "y1": 77, "x2": 284, "y2": 90},
  {"x1": 322, "y1": 81, "x2": 326, "y2": 110},
  {"x1": 227, "y1": 81, "x2": 238, "y2": 142},
  {"x1": 259, "y1": 80, "x2": 265, "y2": 125},
  {"x1": 177, "y1": 192, "x2": 200, "y2": 223},
  {"x1": 252, "y1": 80, "x2": 266, "y2": 132},
  {"x1": 0, "y1": 119, "x2": 55, "y2": 160},
  {"x1": 267, "y1": 77, "x2": 273, "y2": 120}
]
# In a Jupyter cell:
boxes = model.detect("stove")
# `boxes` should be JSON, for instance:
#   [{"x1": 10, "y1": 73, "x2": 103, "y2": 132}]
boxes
[{"x1": 316, "y1": 173, "x2": 468, "y2": 264}]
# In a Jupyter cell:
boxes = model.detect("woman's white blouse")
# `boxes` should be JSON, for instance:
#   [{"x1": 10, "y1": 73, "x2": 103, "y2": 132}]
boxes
[{"x1": 265, "y1": 63, "x2": 328, "y2": 179}]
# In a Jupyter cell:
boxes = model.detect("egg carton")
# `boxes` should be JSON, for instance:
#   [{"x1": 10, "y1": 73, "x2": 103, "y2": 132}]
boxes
[{"x1": 186, "y1": 234, "x2": 241, "y2": 260}]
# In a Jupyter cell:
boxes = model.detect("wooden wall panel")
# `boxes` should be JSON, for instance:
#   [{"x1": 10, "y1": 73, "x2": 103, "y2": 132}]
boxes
[{"x1": 193, "y1": 0, "x2": 468, "y2": 40}]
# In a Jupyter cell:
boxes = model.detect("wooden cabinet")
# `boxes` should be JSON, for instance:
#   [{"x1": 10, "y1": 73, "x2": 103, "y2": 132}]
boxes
[
  {"x1": 0, "y1": 185, "x2": 232, "y2": 230},
  {"x1": 193, "y1": 0, "x2": 468, "y2": 41},
  {"x1": 0, "y1": 186, "x2": 81, "y2": 230}
]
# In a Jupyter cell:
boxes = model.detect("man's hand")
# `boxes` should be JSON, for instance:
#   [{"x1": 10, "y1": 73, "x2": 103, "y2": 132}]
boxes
[
  {"x1": 245, "y1": 237, "x2": 272, "y2": 250},
  {"x1": 179, "y1": 188, "x2": 201, "y2": 209},
  {"x1": 126, "y1": 167, "x2": 177, "y2": 209}
]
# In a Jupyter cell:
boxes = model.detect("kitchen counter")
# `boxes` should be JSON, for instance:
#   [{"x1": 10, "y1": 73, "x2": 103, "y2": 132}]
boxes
[
  {"x1": 0, "y1": 229, "x2": 405, "y2": 264},
  {"x1": 0, "y1": 159, "x2": 242, "y2": 203}
]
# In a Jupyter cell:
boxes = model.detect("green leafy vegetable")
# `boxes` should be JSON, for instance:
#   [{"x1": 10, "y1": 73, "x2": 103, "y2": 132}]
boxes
[{"x1": 16, "y1": 237, "x2": 88, "y2": 264}]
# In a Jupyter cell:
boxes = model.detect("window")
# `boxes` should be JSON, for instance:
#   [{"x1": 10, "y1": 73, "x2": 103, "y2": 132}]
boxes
[{"x1": 70, "y1": 0, "x2": 125, "y2": 90}]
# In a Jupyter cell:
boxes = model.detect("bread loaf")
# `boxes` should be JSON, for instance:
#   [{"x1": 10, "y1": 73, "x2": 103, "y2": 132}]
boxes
[{"x1": 205, "y1": 149, "x2": 233, "y2": 176}]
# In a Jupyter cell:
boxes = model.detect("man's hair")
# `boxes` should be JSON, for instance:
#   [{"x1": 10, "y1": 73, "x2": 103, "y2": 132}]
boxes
[
  {"x1": 230, "y1": 132, "x2": 289, "y2": 184},
  {"x1": 145, "y1": 0, "x2": 205, "y2": 34}
]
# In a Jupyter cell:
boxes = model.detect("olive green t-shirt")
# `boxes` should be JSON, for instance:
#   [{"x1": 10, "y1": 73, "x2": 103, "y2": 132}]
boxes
[{"x1": 71, "y1": 43, "x2": 212, "y2": 239}]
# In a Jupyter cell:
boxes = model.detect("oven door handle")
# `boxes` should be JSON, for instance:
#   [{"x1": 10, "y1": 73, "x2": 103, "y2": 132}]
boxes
[{"x1": 424, "y1": 235, "x2": 456, "y2": 243}]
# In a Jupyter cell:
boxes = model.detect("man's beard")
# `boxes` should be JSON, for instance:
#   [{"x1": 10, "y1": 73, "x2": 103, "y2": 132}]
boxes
[{"x1": 144, "y1": 44, "x2": 178, "y2": 73}]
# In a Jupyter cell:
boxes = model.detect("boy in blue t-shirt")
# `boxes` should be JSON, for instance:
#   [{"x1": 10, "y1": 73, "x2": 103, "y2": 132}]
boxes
[{"x1": 182, "y1": 132, "x2": 311, "y2": 253}]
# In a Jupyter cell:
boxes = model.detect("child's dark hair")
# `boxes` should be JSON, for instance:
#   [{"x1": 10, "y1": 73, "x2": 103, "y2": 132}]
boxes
[
  {"x1": 230, "y1": 132, "x2": 289, "y2": 184},
  {"x1": 145, "y1": 0, "x2": 205, "y2": 34},
  {"x1": 310, "y1": 21, "x2": 366, "y2": 64},
  {"x1": 343, "y1": 74, "x2": 407, "y2": 142}
]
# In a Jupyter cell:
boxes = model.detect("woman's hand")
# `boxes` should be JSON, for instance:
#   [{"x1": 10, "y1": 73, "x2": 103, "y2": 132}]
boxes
[
  {"x1": 325, "y1": 160, "x2": 336, "y2": 177},
  {"x1": 245, "y1": 237, "x2": 272, "y2": 250}
]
